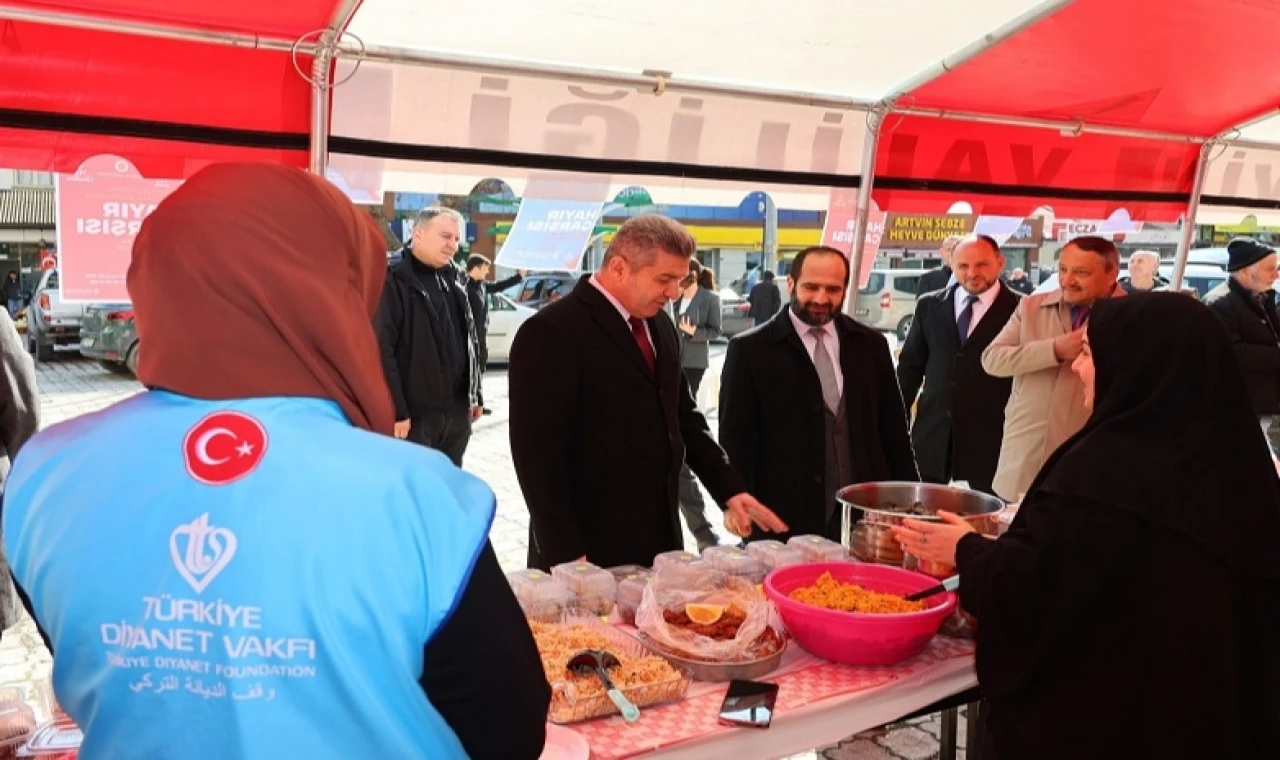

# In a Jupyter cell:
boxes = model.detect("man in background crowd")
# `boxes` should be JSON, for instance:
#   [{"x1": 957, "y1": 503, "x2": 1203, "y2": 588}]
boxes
[
  {"x1": 1204, "y1": 238, "x2": 1280, "y2": 456},
  {"x1": 464, "y1": 255, "x2": 525, "y2": 415},
  {"x1": 982, "y1": 235, "x2": 1124, "y2": 502},
  {"x1": 1005, "y1": 267, "x2": 1035, "y2": 295},
  {"x1": 1120, "y1": 250, "x2": 1169, "y2": 293},
  {"x1": 375, "y1": 207, "x2": 483, "y2": 466},
  {"x1": 746, "y1": 270, "x2": 781, "y2": 326},
  {"x1": 719, "y1": 246, "x2": 918, "y2": 543},
  {"x1": 509, "y1": 215, "x2": 785, "y2": 570},
  {"x1": 898, "y1": 235, "x2": 1020, "y2": 495},
  {"x1": 916, "y1": 235, "x2": 963, "y2": 297}
]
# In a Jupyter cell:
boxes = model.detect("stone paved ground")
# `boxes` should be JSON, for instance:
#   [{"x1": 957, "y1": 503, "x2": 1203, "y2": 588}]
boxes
[{"x1": 6, "y1": 345, "x2": 967, "y2": 759}]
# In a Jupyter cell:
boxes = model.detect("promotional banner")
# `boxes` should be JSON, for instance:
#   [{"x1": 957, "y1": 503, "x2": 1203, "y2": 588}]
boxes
[
  {"x1": 56, "y1": 155, "x2": 181, "y2": 302},
  {"x1": 820, "y1": 188, "x2": 885, "y2": 288},
  {"x1": 495, "y1": 198, "x2": 604, "y2": 271}
]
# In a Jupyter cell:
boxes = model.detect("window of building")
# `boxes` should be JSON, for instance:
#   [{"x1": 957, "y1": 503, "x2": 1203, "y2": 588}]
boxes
[{"x1": 13, "y1": 171, "x2": 53, "y2": 188}]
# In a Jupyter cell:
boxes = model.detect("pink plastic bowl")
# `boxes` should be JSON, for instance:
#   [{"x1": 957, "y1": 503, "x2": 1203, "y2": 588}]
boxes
[{"x1": 764, "y1": 562, "x2": 956, "y2": 666}]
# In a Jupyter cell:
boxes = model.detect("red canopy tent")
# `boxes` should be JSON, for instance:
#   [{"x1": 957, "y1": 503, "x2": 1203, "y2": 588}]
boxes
[{"x1": 4, "y1": 0, "x2": 1280, "y2": 290}]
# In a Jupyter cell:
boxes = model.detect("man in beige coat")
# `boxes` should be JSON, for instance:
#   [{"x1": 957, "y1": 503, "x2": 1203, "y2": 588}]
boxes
[{"x1": 982, "y1": 236, "x2": 1124, "y2": 501}]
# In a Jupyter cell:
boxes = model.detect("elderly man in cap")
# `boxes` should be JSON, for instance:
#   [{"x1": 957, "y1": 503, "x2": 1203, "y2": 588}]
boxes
[{"x1": 1204, "y1": 238, "x2": 1280, "y2": 456}]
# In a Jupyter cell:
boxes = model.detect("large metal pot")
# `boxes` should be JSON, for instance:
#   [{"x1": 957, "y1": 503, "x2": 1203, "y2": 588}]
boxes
[{"x1": 838, "y1": 482, "x2": 1006, "y2": 570}]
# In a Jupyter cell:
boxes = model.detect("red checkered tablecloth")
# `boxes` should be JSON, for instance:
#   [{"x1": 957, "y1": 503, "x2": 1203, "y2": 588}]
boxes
[{"x1": 572, "y1": 636, "x2": 976, "y2": 759}]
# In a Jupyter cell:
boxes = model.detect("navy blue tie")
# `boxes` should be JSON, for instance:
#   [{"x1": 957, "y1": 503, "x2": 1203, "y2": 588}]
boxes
[{"x1": 957, "y1": 294, "x2": 979, "y2": 342}]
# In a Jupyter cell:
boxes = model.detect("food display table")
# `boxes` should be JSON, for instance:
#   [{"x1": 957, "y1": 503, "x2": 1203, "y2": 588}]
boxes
[{"x1": 569, "y1": 629, "x2": 976, "y2": 759}]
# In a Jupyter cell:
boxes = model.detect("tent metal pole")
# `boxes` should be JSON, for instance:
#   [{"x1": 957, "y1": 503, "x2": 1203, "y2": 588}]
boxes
[
  {"x1": 893, "y1": 106, "x2": 1206, "y2": 144},
  {"x1": 844, "y1": 105, "x2": 889, "y2": 316},
  {"x1": 0, "y1": 4, "x2": 291, "y2": 50},
  {"x1": 309, "y1": 32, "x2": 335, "y2": 175},
  {"x1": 879, "y1": 0, "x2": 1075, "y2": 102},
  {"x1": 1170, "y1": 140, "x2": 1215, "y2": 292},
  {"x1": 307, "y1": 0, "x2": 364, "y2": 176},
  {"x1": 344, "y1": 44, "x2": 874, "y2": 112},
  {"x1": 1220, "y1": 137, "x2": 1280, "y2": 152}
]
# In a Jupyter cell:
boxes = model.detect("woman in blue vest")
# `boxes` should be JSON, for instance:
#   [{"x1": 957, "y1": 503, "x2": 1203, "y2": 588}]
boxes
[{"x1": 3, "y1": 163, "x2": 550, "y2": 759}]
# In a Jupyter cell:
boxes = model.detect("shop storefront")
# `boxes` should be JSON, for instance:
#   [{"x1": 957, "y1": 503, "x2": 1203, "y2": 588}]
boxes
[{"x1": 0, "y1": 184, "x2": 56, "y2": 294}]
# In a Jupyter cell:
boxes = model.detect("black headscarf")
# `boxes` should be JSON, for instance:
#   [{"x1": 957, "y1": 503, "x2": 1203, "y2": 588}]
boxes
[{"x1": 1021, "y1": 292, "x2": 1280, "y2": 579}]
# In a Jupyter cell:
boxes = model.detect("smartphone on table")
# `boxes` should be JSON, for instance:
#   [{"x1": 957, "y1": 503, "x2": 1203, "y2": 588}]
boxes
[{"x1": 718, "y1": 679, "x2": 779, "y2": 729}]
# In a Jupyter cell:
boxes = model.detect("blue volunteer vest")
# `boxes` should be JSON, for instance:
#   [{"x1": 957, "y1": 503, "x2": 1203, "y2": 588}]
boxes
[{"x1": 4, "y1": 391, "x2": 495, "y2": 759}]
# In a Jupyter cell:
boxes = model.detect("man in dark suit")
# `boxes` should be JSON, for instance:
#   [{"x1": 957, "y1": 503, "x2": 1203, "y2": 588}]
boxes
[
  {"x1": 718, "y1": 246, "x2": 919, "y2": 543},
  {"x1": 509, "y1": 215, "x2": 786, "y2": 570},
  {"x1": 897, "y1": 235, "x2": 1021, "y2": 495},
  {"x1": 916, "y1": 235, "x2": 963, "y2": 297}
]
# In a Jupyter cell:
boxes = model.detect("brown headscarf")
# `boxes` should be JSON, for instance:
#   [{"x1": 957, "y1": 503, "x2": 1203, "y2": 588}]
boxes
[{"x1": 127, "y1": 163, "x2": 395, "y2": 435}]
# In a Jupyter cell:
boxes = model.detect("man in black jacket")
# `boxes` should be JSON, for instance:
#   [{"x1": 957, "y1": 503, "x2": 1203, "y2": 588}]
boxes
[
  {"x1": 464, "y1": 254, "x2": 525, "y2": 372},
  {"x1": 897, "y1": 235, "x2": 1020, "y2": 495},
  {"x1": 375, "y1": 207, "x2": 483, "y2": 466},
  {"x1": 746, "y1": 270, "x2": 782, "y2": 326},
  {"x1": 916, "y1": 235, "x2": 962, "y2": 297},
  {"x1": 509, "y1": 215, "x2": 786, "y2": 570},
  {"x1": 1204, "y1": 237, "x2": 1280, "y2": 456},
  {"x1": 719, "y1": 246, "x2": 919, "y2": 543}
]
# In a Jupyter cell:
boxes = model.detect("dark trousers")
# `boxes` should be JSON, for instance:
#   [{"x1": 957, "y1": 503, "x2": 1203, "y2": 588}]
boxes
[
  {"x1": 678, "y1": 368, "x2": 718, "y2": 549},
  {"x1": 408, "y1": 407, "x2": 473, "y2": 467}
]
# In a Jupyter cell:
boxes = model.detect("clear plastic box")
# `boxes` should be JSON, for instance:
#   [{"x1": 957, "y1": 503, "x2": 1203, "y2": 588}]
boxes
[
  {"x1": 506, "y1": 569, "x2": 575, "y2": 622},
  {"x1": 745, "y1": 540, "x2": 806, "y2": 571},
  {"x1": 702, "y1": 546, "x2": 766, "y2": 584},
  {"x1": 551, "y1": 561, "x2": 618, "y2": 616},
  {"x1": 652, "y1": 550, "x2": 705, "y2": 571},
  {"x1": 614, "y1": 568, "x2": 653, "y2": 625},
  {"x1": 606, "y1": 564, "x2": 650, "y2": 580},
  {"x1": 788, "y1": 534, "x2": 850, "y2": 562}
]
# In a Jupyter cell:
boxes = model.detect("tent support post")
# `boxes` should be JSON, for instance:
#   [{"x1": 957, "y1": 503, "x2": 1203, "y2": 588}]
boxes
[
  {"x1": 1170, "y1": 141, "x2": 1216, "y2": 292},
  {"x1": 844, "y1": 104, "x2": 890, "y2": 316},
  {"x1": 308, "y1": 31, "x2": 335, "y2": 176},
  {"x1": 307, "y1": 0, "x2": 362, "y2": 176}
]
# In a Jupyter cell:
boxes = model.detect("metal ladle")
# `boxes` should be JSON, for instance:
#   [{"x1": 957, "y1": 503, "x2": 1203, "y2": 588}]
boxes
[{"x1": 567, "y1": 649, "x2": 640, "y2": 722}]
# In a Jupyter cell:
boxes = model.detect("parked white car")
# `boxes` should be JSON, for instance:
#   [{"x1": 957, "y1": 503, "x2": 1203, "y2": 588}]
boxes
[{"x1": 485, "y1": 292, "x2": 536, "y2": 363}]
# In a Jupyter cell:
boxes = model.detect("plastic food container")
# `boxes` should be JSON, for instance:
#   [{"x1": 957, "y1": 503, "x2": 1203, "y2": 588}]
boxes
[
  {"x1": 764, "y1": 562, "x2": 955, "y2": 666},
  {"x1": 788, "y1": 534, "x2": 850, "y2": 563},
  {"x1": 745, "y1": 540, "x2": 805, "y2": 571},
  {"x1": 506, "y1": 569, "x2": 575, "y2": 623},
  {"x1": 614, "y1": 568, "x2": 653, "y2": 625},
  {"x1": 701, "y1": 546, "x2": 766, "y2": 584},
  {"x1": 542, "y1": 613, "x2": 691, "y2": 724},
  {"x1": 652, "y1": 551, "x2": 705, "y2": 571},
  {"x1": 606, "y1": 564, "x2": 649, "y2": 580},
  {"x1": 551, "y1": 561, "x2": 618, "y2": 616},
  {"x1": 0, "y1": 700, "x2": 36, "y2": 754}
]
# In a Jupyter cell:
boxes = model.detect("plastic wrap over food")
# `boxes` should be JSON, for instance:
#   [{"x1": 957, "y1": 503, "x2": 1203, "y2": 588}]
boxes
[{"x1": 634, "y1": 563, "x2": 770, "y2": 662}]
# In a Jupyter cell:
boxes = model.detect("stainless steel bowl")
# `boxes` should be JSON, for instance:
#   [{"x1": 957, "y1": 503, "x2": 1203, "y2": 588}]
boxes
[{"x1": 838, "y1": 482, "x2": 1005, "y2": 565}]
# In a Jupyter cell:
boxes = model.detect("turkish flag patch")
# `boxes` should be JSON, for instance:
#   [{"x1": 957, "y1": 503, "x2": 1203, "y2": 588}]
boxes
[{"x1": 182, "y1": 411, "x2": 268, "y2": 486}]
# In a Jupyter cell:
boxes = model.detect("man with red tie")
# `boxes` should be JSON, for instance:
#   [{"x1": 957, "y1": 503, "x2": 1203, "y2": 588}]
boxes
[{"x1": 509, "y1": 215, "x2": 785, "y2": 570}]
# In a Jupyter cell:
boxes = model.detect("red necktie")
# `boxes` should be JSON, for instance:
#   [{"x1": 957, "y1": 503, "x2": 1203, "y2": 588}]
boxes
[{"x1": 629, "y1": 317, "x2": 656, "y2": 373}]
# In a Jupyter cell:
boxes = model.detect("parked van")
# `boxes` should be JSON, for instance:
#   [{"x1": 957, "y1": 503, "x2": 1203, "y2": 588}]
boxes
[{"x1": 853, "y1": 269, "x2": 923, "y2": 341}]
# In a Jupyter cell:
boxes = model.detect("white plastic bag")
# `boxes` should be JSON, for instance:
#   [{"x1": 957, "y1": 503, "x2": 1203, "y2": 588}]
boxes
[{"x1": 634, "y1": 563, "x2": 768, "y2": 661}]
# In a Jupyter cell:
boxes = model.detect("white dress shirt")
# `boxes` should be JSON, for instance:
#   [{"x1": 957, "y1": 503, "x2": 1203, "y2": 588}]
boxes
[
  {"x1": 953, "y1": 282, "x2": 1002, "y2": 339},
  {"x1": 787, "y1": 308, "x2": 843, "y2": 397},
  {"x1": 590, "y1": 274, "x2": 655, "y2": 348}
]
